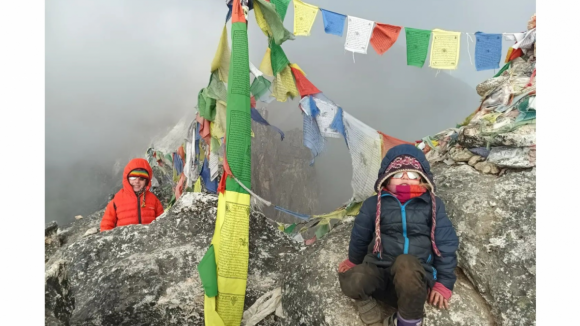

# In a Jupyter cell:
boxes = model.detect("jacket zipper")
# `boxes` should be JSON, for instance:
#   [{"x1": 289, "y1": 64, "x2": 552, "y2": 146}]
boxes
[{"x1": 137, "y1": 193, "x2": 142, "y2": 224}]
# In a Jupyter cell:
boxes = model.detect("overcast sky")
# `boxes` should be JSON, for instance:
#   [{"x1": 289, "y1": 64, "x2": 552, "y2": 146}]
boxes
[{"x1": 46, "y1": 0, "x2": 535, "y2": 224}]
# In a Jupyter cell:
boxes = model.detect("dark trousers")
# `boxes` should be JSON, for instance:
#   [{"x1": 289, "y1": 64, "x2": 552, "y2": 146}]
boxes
[{"x1": 338, "y1": 254, "x2": 428, "y2": 320}]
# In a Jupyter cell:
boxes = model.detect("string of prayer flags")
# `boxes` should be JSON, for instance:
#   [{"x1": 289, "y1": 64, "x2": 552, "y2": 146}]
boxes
[
  {"x1": 250, "y1": 107, "x2": 285, "y2": 140},
  {"x1": 271, "y1": 0, "x2": 291, "y2": 22},
  {"x1": 290, "y1": 66, "x2": 321, "y2": 97},
  {"x1": 272, "y1": 66, "x2": 299, "y2": 102},
  {"x1": 474, "y1": 32, "x2": 502, "y2": 71},
  {"x1": 250, "y1": 75, "x2": 272, "y2": 99},
  {"x1": 370, "y1": 23, "x2": 402, "y2": 55},
  {"x1": 259, "y1": 48, "x2": 274, "y2": 76},
  {"x1": 254, "y1": 0, "x2": 294, "y2": 45},
  {"x1": 211, "y1": 25, "x2": 231, "y2": 82},
  {"x1": 345, "y1": 16, "x2": 375, "y2": 54},
  {"x1": 405, "y1": 27, "x2": 431, "y2": 67},
  {"x1": 270, "y1": 41, "x2": 290, "y2": 76},
  {"x1": 429, "y1": 29, "x2": 461, "y2": 70},
  {"x1": 320, "y1": 9, "x2": 346, "y2": 37},
  {"x1": 293, "y1": 0, "x2": 319, "y2": 36}
]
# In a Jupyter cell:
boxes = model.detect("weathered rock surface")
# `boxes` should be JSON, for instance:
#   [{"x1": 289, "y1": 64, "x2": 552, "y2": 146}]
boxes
[
  {"x1": 432, "y1": 164, "x2": 536, "y2": 326},
  {"x1": 45, "y1": 193, "x2": 301, "y2": 326},
  {"x1": 487, "y1": 147, "x2": 534, "y2": 169}
]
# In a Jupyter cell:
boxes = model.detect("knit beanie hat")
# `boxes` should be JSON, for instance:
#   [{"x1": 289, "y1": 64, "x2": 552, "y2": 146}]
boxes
[{"x1": 128, "y1": 168, "x2": 150, "y2": 180}]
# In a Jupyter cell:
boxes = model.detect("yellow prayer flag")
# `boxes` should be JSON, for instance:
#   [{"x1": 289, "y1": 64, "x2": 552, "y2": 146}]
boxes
[
  {"x1": 289, "y1": 63, "x2": 306, "y2": 76},
  {"x1": 259, "y1": 48, "x2": 274, "y2": 77},
  {"x1": 215, "y1": 100, "x2": 227, "y2": 135},
  {"x1": 210, "y1": 121, "x2": 225, "y2": 140},
  {"x1": 273, "y1": 65, "x2": 298, "y2": 102},
  {"x1": 293, "y1": 0, "x2": 319, "y2": 36},
  {"x1": 203, "y1": 190, "x2": 251, "y2": 326},
  {"x1": 193, "y1": 178, "x2": 202, "y2": 193},
  {"x1": 211, "y1": 25, "x2": 231, "y2": 82},
  {"x1": 429, "y1": 29, "x2": 461, "y2": 70},
  {"x1": 253, "y1": 1, "x2": 272, "y2": 37}
]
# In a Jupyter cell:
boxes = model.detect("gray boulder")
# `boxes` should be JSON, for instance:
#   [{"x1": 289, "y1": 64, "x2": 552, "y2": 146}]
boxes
[
  {"x1": 432, "y1": 164, "x2": 536, "y2": 326},
  {"x1": 45, "y1": 193, "x2": 300, "y2": 326}
]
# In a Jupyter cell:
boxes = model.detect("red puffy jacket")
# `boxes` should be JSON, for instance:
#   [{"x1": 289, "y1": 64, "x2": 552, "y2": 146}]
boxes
[{"x1": 100, "y1": 158, "x2": 164, "y2": 231}]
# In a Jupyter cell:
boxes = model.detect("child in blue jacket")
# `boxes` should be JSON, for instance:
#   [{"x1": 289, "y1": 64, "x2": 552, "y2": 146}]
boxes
[{"x1": 338, "y1": 144, "x2": 459, "y2": 326}]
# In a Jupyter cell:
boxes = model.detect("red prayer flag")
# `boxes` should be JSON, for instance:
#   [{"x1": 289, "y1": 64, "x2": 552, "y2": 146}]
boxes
[
  {"x1": 378, "y1": 131, "x2": 412, "y2": 158},
  {"x1": 290, "y1": 67, "x2": 321, "y2": 97},
  {"x1": 370, "y1": 23, "x2": 402, "y2": 55},
  {"x1": 232, "y1": 0, "x2": 245, "y2": 24}
]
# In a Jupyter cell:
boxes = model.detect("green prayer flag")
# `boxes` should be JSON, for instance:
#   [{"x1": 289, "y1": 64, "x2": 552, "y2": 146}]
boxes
[
  {"x1": 255, "y1": 0, "x2": 294, "y2": 45},
  {"x1": 225, "y1": 8, "x2": 252, "y2": 194},
  {"x1": 207, "y1": 71, "x2": 228, "y2": 102},
  {"x1": 315, "y1": 223, "x2": 330, "y2": 239},
  {"x1": 283, "y1": 223, "x2": 297, "y2": 234},
  {"x1": 250, "y1": 76, "x2": 272, "y2": 99},
  {"x1": 405, "y1": 27, "x2": 431, "y2": 68},
  {"x1": 494, "y1": 62, "x2": 511, "y2": 77},
  {"x1": 198, "y1": 88, "x2": 217, "y2": 121},
  {"x1": 270, "y1": 40, "x2": 290, "y2": 76},
  {"x1": 271, "y1": 0, "x2": 291, "y2": 21},
  {"x1": 197, "y1": 245, "x2": 218, "y2": 297}
]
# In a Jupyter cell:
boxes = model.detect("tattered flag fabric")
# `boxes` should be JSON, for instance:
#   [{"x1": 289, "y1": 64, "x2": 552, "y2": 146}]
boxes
[
  {"x1": 271, "y1": 0, "x2": 291, "y2": 21},
  {"x1": 250, "y1": 107, "x2": 285, "y2": 140},
  {"x1": 211, "y1": 25, "x2": 231, "y2": 82}
]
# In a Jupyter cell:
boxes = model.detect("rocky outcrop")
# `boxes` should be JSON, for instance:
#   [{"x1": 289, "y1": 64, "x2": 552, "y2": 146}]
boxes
[
  {"x1": 45, "y1": 193, "x2": 301, "y2": 325},
  {"x1": 432, "y1": 164, "x2": 536, "y2": 326}
]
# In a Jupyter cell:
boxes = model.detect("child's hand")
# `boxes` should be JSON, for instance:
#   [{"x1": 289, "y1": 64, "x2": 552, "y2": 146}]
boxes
[{"x1": 428, "y1": 290, "x2": 450, "y2": 310}]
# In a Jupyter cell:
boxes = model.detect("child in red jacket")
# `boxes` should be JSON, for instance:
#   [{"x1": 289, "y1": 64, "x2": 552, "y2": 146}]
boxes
[{"x1": 100, "y1": 158, "x2": 164, "y2": 231}]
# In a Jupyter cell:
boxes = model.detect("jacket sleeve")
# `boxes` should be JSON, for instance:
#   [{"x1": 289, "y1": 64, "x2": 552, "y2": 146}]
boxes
[
  {"x1": 154, "y1": 196, "x2": 164, "y2": 217},
  {"x1": 100, "y1": 200, "x2": 117, "y2": 232},
  {"x1": 432, "y1": 197, "x2": 459, "y2": 291},
  {"x1": 348, "y1": 198, "x2": 376, "y2": 264}
]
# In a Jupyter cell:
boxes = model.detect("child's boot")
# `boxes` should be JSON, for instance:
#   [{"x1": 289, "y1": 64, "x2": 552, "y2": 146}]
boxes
[
  {"x1": 384, "y1": 312, "x2": 423, "y2": 326},
  {"x1": 354, "y1": 298, "x2": 383, "y2": 324}
]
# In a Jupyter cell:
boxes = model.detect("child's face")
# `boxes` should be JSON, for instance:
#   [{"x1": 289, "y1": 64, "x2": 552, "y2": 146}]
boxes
[{"x1": 387, "y1": 172, "x2": 422, "y2": 186}]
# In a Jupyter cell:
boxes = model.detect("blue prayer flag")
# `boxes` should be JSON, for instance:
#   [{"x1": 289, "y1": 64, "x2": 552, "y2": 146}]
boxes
[
  {"x1": 474, "y1": 32, "x2": 502, "y2": 71},
  {"x1": 320, "y1": 9, "x2": 346, "y2": 37}
]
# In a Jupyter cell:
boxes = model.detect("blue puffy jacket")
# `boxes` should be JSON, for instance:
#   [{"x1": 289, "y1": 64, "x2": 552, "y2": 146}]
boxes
[{"x1": 347, "y1": 144, "x2": 459, "y2": 290}]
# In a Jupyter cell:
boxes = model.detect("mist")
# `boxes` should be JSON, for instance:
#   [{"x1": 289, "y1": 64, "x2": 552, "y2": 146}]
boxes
[{"x1": 46, "y1": 0, "x2": 535, "y2": 225}]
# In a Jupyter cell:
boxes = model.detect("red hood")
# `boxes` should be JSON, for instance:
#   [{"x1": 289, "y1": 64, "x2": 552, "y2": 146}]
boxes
[{"x1": 122, "y1": 158, "x2": 153, "y2": 193}]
